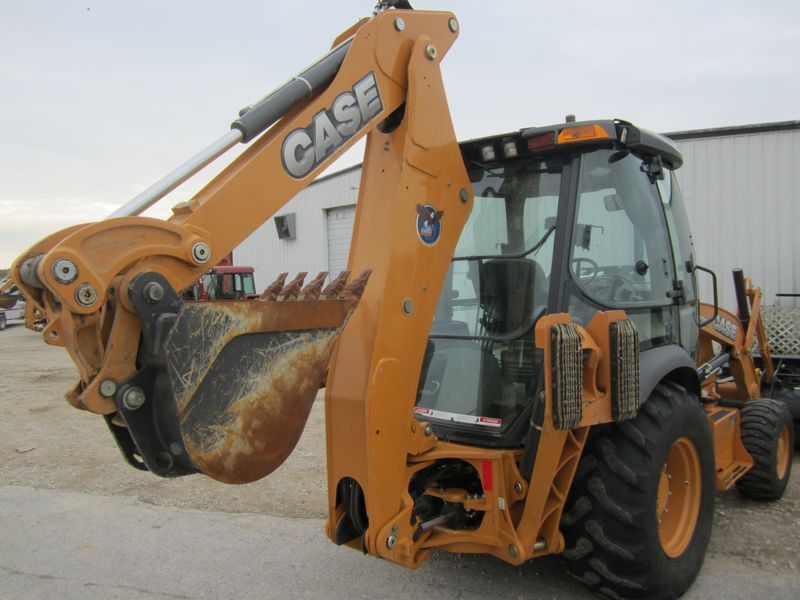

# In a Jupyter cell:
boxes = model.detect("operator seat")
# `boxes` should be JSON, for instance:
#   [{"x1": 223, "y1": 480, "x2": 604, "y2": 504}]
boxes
[{"x1": 480, "y1": 258, "x2": 547, "y2": 388}]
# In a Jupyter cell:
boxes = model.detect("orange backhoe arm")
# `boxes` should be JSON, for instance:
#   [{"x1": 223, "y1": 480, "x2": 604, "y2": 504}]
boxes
[{"x1": 10, "y1": 8, "x2": 469, "y2": 481}]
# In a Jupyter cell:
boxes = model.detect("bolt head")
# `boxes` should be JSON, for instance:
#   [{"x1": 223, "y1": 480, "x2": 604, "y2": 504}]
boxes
[
  {"x1": 143, "y1": 281, "x2": 165, "y2": 304},
  {"x1": 459, "y1": 188, "x2": 469, "y2": 204},
  {"x1": 191, "y1": 242, "x2": 211, "y2": 264},
  {"x1": 508, "y1": 544, "x2": 518, "y2": 558},
  {"x1": 122, "y1": 387, "x2": 146, "y2": 411},
  {"x1": 99, "y1": 379, "x2": 117, "y2": 398},
  {"x1": 448, "y1": 17, "x2": 458, "y2": 33},
  {"x1": 402, "y1": 297, "x2": 414, "y2": 316},
  {"x1": 387, "y1": 534, "x2": 397, "y2": 549},
  {"x1": 52, "y1": 259, "x2": 78, "y2": 284},
  {"x1": 425, "y1": 44, "x2": 438, "y2": 60},
  {"x1": 423, "y1": 424, "x2": 433, "y2": 436},
  {"x1": 394, "y1": 17, "x2": 405, "y2": 31},
  {"x1": 75, "y1": 284, "x2": 98, "y2": 307},
  {"x1": 514, "y1": 481, "x2": 523, "y2": 494}
]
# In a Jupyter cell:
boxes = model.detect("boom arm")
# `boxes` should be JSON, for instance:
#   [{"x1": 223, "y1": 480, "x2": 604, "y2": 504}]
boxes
[{"x1": 11, "y1": 9, "x2": 470, "y2": 483}]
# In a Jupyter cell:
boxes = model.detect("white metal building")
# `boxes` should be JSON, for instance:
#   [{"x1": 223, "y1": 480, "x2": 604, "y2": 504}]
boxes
[
  {"x1": 665, "y1": 122, "x2": 800, "y2": 309},
  {"x1": 235, "y1": 121, "x2": 800, "y2": 310},
  {"x1": 234, "y1": 164, "x2": 361, "y2": 289}
]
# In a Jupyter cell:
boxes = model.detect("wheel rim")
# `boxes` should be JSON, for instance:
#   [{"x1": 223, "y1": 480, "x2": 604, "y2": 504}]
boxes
[
  {"x1": 657, "y1": 437, "x2": 702, "y2": 558},
  {"x1": 776, "y1": 425, "x2": 791, "y2": 480}
]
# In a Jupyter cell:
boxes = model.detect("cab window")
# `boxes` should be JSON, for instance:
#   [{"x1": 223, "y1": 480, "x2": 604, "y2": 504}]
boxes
[{"x1": 570, "y1": 149, "x2": 673, "y2": 309}]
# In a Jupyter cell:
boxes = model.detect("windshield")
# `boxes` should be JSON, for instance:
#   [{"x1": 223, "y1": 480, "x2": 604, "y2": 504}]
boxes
[
  {"x1": 415, "y1": 156, "x2": 562, "y2": 432},
  {"x1": 242, "y1": 274, "x2": 256, "y2": 295},
  {"x1": 569, "y1": 149, "x2": 673, "y2": 309}
]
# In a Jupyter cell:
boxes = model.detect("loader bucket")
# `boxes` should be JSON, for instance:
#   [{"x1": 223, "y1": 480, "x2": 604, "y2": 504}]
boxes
[
  {"x1": 124, "y1": 270, "x2": 370, "y2": 484},
  {"x1": 0, "y1": 278, "x2": 19, "y2": 309},
  {"x1": 0, "y1": 294, "x2": 17, "y2": 310}
]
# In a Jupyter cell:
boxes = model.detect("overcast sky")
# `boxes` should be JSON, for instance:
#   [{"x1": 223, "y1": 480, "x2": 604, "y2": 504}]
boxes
[{"x1": 1, "y1": 0, "x2": 798, "y2": 267}]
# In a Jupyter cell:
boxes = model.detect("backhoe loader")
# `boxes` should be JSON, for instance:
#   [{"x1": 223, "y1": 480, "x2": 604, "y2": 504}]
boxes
[{"x1": 10, "y1": 3, "x2": 793, "y2": 599}]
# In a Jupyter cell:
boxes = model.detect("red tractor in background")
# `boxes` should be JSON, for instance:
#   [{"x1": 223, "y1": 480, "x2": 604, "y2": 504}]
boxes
[{"x1": 183, "y1": 253, "x2": 258, "y2": 301}]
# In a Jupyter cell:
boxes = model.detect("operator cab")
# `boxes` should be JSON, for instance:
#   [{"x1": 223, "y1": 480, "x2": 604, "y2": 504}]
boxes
[{"x1": 415, "y1": 119, "x2": 699, "y2": 447}]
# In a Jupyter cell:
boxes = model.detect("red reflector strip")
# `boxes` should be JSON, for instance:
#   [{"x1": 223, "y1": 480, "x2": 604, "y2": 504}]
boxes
[
  {"x1": 482, "y1": 460, "x2": 493, "y2": 492},
  {"x1": 527, "y1": 132, "x2": 554, "y2": 150}
]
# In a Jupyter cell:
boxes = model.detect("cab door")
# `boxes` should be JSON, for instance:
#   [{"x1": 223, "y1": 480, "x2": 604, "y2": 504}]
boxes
[
  {"x1": 657, "y1": 170, "x2": 700, "y2": 359},
  {"x1": 562, "y1": 149, "x2": 679, "y2": 349}
]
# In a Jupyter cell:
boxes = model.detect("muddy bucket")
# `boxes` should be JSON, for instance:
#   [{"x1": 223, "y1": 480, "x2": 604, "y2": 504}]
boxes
[{"x1": 116, "y1": 270, "x2": 369, "y2": 484}]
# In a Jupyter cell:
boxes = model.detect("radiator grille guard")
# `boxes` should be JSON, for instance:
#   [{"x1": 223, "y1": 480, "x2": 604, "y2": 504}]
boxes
[
  {"x1": 550, "y1": 323, "x2": 583, "y2": 430},
  {"x1": 610, "y1": 319, "x2": 639, "y2": 421}
]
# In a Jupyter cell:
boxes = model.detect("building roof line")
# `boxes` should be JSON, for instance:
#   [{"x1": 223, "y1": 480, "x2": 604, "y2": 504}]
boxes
[
  {"x1": 664, "y1": 120, "x2": 800, "y2": 141},
  {"x1": 310, "y1": 162, "x2": 363, "y2": 187}
]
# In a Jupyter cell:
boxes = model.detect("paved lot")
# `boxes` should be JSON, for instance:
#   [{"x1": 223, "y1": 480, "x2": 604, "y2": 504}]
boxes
[{"x1": 2, "y1": 486, "x2": 799, "y2": 600}]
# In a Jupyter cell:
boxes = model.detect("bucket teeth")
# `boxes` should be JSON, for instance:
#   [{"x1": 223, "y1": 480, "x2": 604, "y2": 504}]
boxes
[
  {"x1": 278, "y1": 272, "x2": 307, "y2": 301},
  {"x1": 259, "y1": 272, "x2": 288, "y2": 301},
  {"x1": 321, "y1": 271, "x2": 350, "y2": 299},
  {"x1": 260, "y1": 269, "x2": 369, "y2": 302},
  {"x1": 299, "y1": 272, "x2": 329, "y2": 300},
  {"x1": 341, "y1": 269, "x2": 372, "y2": 301}
]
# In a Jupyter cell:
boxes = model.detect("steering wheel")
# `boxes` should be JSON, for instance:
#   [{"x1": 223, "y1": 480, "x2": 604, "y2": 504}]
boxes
[{"x1": 572, "y1": 257, "x2": 599, "y2": 282}]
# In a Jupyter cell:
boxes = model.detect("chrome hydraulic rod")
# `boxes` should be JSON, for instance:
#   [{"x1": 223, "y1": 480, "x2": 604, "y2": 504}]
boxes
[
  {"x1": 108, "y1": 129, "x2": 243, "y2": 218},
  {"x1": 108, "y1": 37, "x2": 354, "y2": 219}
]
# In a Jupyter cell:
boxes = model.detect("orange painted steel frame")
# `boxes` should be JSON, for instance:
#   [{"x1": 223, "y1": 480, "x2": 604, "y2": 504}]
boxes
[
  {"x1": 12, "y1": 9, "x2": 630, "y2": 570},
  {"x1": 697, "y1": 277, "x2": 773, "y2": 490},
  {"x1": 351, "y1": 309, "x2": 631, "y2": 568},
  {"x1": 698, "y1": 277, "x2": 773, "y2": 402}
]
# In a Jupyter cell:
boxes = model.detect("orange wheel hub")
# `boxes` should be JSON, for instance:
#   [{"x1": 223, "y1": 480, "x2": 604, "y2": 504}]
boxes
[
  {"x1": 776, "y1": 425, "x2": 791, "y2": 480},
  {"x1": 657, "y1": 437, "x2": 702, "y2": 558}
]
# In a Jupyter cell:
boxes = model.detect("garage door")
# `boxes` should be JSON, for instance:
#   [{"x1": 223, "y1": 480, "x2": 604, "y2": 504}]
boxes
[{"x1": 326, "y1": 205, "x2": 356, "y2": 275}]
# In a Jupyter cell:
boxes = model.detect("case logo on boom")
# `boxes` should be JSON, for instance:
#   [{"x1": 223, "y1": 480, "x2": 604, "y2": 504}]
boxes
[{"x1": 281, "y1": 72, "x2": 383, "y2": 179}]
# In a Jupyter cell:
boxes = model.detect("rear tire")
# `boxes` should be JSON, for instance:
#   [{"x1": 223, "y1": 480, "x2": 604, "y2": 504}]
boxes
[
  {"x1": 561, "y1": 382, "x2": 715, "y2": 600},
  {"x1": 735, "y1": 398, "x2": 794, "y2": 501}
]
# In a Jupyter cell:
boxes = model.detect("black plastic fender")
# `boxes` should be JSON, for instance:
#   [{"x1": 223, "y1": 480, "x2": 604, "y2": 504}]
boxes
[{"x1": 639, "y1": 344, "x2": 700, "y2": 404}]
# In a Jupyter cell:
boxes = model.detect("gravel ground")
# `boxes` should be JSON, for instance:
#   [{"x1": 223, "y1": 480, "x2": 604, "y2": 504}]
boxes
[{"x1": 2, "y1": 322, "x2": 799, "y2": 588}]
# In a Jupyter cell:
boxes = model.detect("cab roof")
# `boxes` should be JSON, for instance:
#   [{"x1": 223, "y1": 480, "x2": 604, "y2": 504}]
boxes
[{"x1": 460, "y1": 119, "x2": 683, "y2": 169}]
